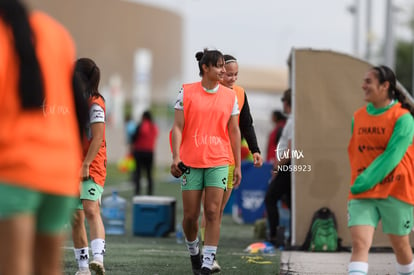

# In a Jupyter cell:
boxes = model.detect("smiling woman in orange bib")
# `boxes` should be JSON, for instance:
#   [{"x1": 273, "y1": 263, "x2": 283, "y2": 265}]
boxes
[
  {"x1": 347, "y1": 65, "x2": 414, "y2": 275},
  {"x1": 170, "y1": 49, "x2": 241, "y2": 275}
]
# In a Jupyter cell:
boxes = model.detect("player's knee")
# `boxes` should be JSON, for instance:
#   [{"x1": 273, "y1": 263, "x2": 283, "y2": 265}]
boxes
[
  {"x1": 204, "y1": 207, "x2": 220, "y2": 222},
  {"x1": 351, "y1": 236, "x2": 371, "y2": 252}
]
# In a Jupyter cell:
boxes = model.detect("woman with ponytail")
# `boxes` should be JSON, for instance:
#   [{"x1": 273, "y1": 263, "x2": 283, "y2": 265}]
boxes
[
  {"x1": 347, "y1": 65, "x2": 414, "y2": 275},
  {"x1": 170, "y1": 49, "x2": 241, "y2": 275},
  {"x1": 0, "y1": 1, "x2": 84, "y2": 274},
  {"x1": 71, "y1": 58, "x2": 107, "y2": 275}
]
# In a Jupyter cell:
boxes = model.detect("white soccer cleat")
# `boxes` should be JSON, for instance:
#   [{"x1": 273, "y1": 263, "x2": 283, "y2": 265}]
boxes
[
  {"x1": 211, "y1": 258, "x2": 221, "y2": 273},
  {"x1": 89, "y1": 260, "x2": 105, "y2": 275}
]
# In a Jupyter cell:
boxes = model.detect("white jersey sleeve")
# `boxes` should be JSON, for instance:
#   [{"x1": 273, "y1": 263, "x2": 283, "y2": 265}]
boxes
[
  {"x1": 90, "y1": 104, "x2": 105, "y2": 123},
  {"x1": 231, "y1": 95, "x2": 240, "y2": 116},
  {"x1": 174, "y1": 87, "x2": 184, "y2": 110}
]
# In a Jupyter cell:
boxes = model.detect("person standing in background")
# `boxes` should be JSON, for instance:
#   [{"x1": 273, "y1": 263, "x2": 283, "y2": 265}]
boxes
[
  {"x1": 266, "y1": 110, "x2": 286, "y2": 163},
  {"x1": 0, "y1": 1, "x2": 86, "y2": 274},
  {"x1": 347, "y1": 65, "x2": 414, "y2": 275},
  {"x1": 170, "y1": 49, "x2": 241, "y2": 275},
  {"x1": 71, "y1": 58, "x2": 107, "y2": 275},
  {"x1": 200, "y1": 54, "x2": 263, "y2": 273},
  {"x1": 131, "y1": 110, "x2": 159, "y2": 195},
  {"x1": 264, "y1": 89, "x2": 292, "y2": 247}
]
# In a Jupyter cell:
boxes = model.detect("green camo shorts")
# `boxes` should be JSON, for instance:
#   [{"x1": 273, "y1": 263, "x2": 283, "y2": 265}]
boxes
[
  {"x1": 348, "y1": 196, "x2": 413, "y2": 236},
  {"x1": 181, "y1": 165, "x2": 229, "y2": 191},
  {"x1": 76, "y1": 178, "x2": 104, "y2": 210},
  {"x1": 0, "y1": 182, "x2": 77, "y2": 233}
]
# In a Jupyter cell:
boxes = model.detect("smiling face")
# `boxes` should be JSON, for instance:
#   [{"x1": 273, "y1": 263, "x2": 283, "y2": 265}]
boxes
[
  {"x1": 202, "y1": 57, "x2": 226, "y2": 82},
  {"x1": 221, "y1": 61, "x2": 238, "y2": 88},
  {"x1": 362, "y1": 69, "x2": 390, "y2": 107}
]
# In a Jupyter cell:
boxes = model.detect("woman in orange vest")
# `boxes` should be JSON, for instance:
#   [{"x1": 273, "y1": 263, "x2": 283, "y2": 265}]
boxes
[
  {"x1": 0, "y1": 2, "x2": 85, "y2": 274},
  {"x1": 170, "y1": 49, "x2": 241, "y2": 275},
  {"x1": 347, "y1": 65, "x2": 414, "y2": 275},
  {"x1": 199, "y1": 54, "x2": 263, "y2": 272},
  {"x1": 71, "y1": 58, "x2": 107, "y2": 275}
]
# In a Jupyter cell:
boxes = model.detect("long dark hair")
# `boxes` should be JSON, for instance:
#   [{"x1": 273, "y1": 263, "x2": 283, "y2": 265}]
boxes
[
  {"x1": 75, "y1": 58, "x2": 104, "y2": 100},
  {"x1": 72, "y1": 73, "x2": 89, "y2": 138},
  {"x1": 0, "y1": 0, "x2": 44, "y2": 109},
  {"x1": 195, "y1": 48, "x2": 224, "y2": 77},
  {"x1": 372, "y1": 65, "x2": 414, "y2": 117}
]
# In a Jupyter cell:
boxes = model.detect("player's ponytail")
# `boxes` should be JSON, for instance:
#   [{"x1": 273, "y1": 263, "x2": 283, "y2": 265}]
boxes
[
  {"x1": 0, "y1": 0, "x2": 44, "y2": 109},
  {"x1": 373, "y1": 65, "x2": 414, "y2": 117}
]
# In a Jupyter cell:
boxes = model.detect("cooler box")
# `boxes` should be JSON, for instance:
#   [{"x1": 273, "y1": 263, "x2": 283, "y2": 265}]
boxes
[
  {"x1": 233, "y1": 161, "x2": 273, "y2": 224},
  {"x1": 132, "y1": 196, "x2": 176, "y2": 237}
]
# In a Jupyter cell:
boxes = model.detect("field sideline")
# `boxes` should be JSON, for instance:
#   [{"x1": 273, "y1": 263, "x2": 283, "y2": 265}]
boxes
[{"x1": 62, "y1": 164, "x2": 280, "y2": 274}]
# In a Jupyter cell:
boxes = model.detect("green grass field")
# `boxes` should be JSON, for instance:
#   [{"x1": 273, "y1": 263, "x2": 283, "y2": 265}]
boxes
[{"x1": 62, "y1": 165, "x2": 280, "y2": 274}]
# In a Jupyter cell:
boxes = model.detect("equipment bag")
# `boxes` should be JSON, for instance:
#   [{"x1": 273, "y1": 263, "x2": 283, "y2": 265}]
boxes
[{"x1": 301, "y1": 207, "x2": 338, "y2": 252}]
